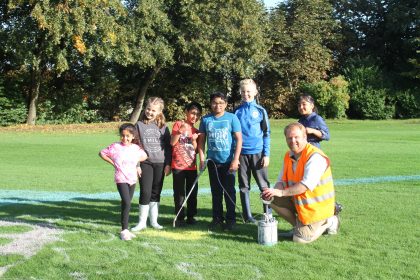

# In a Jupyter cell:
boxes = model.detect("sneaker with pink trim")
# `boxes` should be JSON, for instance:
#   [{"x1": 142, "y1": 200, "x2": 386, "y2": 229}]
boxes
[{"x1": 120, "y1": 229, "x2": 132, "y2": 241}]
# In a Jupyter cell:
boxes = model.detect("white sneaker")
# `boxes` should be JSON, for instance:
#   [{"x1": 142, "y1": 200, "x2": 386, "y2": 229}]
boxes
[
  {"x1": 326, "y1": 215, "x2": 340, "y2": 235},
  {"x1": 120, "y1": 229, "x2": 132, "y2": 241},
  {"x1": 128, "y1": 230, "x2": 136, "y2": 239}
]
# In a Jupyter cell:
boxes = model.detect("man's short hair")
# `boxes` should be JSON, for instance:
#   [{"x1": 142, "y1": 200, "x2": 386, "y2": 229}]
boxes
[{"x1": 284, "y1": 122, "x2": 306, "y2": 136}]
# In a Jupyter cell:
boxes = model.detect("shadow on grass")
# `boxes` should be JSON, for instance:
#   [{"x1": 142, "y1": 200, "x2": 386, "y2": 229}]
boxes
[{"x1": 0, "y1": 198, "x2": 270, "y2": 244}]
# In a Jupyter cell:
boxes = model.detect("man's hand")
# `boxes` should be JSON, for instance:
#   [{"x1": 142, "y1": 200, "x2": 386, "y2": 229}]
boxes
[
  {"x1": 137, "y1": 166, "x2": 142, "y2": 178},
  {"x1": 261, "y1": 188, "x2": 283, "y2": 201}
]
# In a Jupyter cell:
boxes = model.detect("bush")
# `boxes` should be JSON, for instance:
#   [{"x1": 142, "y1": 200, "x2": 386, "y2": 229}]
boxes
[
  {"x1": 36, "y1": 100, "x2": 103, "y2": 124},
  {"x1": 300, "y1": 75, "x2": 350, "y2": 119},
  {"x1": 0, "y1": 79, "x2": 27, "y2": 126},
  {"x1": 349, "y1": 87, "x2": 394, "y2": 119},
  {"x1": 393, "y1": 88, "x2": 420, "y2": 119},
  {"x1": 345, "y1": 63, "x2": 394, "y2": 119}
]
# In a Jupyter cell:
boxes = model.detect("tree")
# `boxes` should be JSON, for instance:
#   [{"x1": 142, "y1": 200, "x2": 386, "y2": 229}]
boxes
[
  {"x1": 122, "y1": 0, "x2": 176, "y2": 122},
  {"x1": 173, "y1": 0, "x2": 269, "y2": 102},
  {"x1": 268, "y1": 0, "x2": 338, "y2": 92},
  {"x1": 332, "y1": 0, "x2": 419, "y2": 85},
  {"x1": 261, "y1": 0, "x2": 338, "y2": 117},
  {"x1": 3, "y1": 0, "x2": 127, "y2": 124}
]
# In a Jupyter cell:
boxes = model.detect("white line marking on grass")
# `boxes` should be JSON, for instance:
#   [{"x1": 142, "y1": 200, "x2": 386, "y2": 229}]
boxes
[
  {"x1": 176, "y1": 262, "x2": 263, "y2": 280},
  {"x1": 176, "y1": 262, "x2": 203, "y2": 280},
  {"x1": 96, "y1": 271, "x2": 157, "y2": 279},
  {"x1": 140, "y1": 242, "x2": 163, "y2": 254},
  {"x1": 53, "y1": 247, "x2": 70, "y2": 262},
  {"x1": 0, "y1": 221, "x2": 62, "y2": 258},
  {"x1": 0, "y1": 220, "x2": 63, "y2": 277},
  {"x1": 58, "y1": 247, "x2": 129, "y2": 266},
  {"x1": 69, "y1": 271, "x2": 87, "y2": 280}
]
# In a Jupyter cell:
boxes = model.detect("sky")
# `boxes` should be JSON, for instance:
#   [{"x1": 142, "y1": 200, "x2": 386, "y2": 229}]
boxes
[{"x1": 263, "y1": 0, "x2": 280, "y2": 9}]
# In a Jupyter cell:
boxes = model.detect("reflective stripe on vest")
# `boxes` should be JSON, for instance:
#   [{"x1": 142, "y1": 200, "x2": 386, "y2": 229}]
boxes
[
  {"x1": 282, "y1": 144, "x2": 335, "y2": 225},
  {"x1": 294, "y1": 190, "x2": 335, "y2": 206}
]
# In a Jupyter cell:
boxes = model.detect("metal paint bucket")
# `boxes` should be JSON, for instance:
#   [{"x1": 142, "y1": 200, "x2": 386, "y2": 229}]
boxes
[{"x1": 257, "y1": 215, "x2": 278, "y2": 246}]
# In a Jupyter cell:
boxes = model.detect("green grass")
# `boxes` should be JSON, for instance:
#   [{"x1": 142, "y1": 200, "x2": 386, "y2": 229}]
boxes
[
  {"x1": 0, "y1": 119, "x2": 419, "y2": 279},
  {"x1": 0, "y1": 225, "x2": 32, "y2": 234},
  {"x1": 0, "y1": 237, "x2": 12, "y2": 246}
]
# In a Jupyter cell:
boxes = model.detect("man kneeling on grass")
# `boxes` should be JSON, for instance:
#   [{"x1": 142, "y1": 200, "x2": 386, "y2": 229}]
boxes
[{"x1": 261, "y1": 122, "x2": 340, "y2": 244}]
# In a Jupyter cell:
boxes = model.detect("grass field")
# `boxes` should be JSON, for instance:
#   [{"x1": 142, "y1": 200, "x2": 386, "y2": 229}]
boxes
[{"x1": 0, "y1": 119, "x2": 419, "y2": 279}]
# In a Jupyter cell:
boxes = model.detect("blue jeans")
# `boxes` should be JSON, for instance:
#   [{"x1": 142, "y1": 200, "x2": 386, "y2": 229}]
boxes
[{"x1": 208, "y1": 162, "x2": 236, "y2": 223}]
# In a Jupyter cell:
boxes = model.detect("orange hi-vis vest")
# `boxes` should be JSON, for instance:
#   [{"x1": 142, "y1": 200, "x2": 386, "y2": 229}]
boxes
[{"x1": 282, "y1": 143, "x2": 335, "y2": 225}]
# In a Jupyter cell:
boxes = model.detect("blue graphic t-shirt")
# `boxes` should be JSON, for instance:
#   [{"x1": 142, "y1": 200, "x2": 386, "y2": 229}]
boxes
[{"x1": 199, "y1": 112, "x2": 241, "y2": 164}]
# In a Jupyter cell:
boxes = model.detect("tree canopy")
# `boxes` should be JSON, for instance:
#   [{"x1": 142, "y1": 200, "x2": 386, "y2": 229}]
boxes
[{"x1": 0, "y1": 0, "x2": 418, "y2": 125}]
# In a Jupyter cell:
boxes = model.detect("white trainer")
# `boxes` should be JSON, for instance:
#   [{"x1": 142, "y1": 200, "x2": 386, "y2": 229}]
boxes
[
  {"x1": 128, "y1": 231, "x2": 136, "y2": 239},
  {"x1": 120, "y1": 229, "x2": 132, "y2": 241},
  {"x1": 326, "y1": 215, "x2": 340, "y2": 235}
]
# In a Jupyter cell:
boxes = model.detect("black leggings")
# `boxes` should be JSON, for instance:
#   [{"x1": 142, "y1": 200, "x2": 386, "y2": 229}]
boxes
[
  {"x1": 139, "y1": 161, "x2": 165, "y2": 205},
  {"x1": 116, "y1": 183, "x2": 136, "y2": 230}
]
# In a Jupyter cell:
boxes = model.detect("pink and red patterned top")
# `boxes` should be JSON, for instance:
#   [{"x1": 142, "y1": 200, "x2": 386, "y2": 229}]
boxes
[
  {"x1": 171, "y1": 121, "x2": 198, "y2": 170},
  {"x1": 100, "y1": 142, "x2": 147, "y2": 185}
]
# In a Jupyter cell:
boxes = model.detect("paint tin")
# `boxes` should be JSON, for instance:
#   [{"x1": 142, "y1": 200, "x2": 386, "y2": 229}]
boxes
[{"x1": 257, "y1": 216, "x2": 278, "y2": 246}]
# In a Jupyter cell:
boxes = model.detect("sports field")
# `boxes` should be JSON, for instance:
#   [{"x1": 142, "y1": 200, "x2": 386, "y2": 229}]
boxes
[{"x1": 0, "y1": 119, "x2": 419, "y2": 279}]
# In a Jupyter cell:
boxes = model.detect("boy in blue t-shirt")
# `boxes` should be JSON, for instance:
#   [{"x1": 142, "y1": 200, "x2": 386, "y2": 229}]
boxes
[
  {"x1": 198, "y1": 92, "x2": 242, "y2": 230},
  {"x1": 234, "y1": 79, "x2": 271, "y2": 223}
]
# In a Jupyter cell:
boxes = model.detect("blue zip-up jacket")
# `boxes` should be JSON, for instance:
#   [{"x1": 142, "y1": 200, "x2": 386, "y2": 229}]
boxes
[{"x1": 234, "y1": 100, "x2": 270, "y2": 156}]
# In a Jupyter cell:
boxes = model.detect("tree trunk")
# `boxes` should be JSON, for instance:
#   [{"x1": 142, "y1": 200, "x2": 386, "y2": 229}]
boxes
[
  {"x1": 285, "y1": 70, "x2": 294, "y2": 93},
  {"x1": 26, "y1": 68, "x2": 41, "y2": 125},
  {"x1": 129, "y1": 65, "x2": 161, "y2": 123}
]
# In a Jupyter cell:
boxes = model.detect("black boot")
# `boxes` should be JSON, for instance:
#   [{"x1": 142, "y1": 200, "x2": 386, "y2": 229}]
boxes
[{"x1": 240, "y1": 189, "x2": 257, "y2": 224}]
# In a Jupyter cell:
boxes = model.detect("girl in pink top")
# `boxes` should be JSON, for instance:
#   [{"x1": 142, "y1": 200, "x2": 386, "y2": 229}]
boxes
[{"x1": 99, "y1": 123, "x2": 147, "y2": 241}]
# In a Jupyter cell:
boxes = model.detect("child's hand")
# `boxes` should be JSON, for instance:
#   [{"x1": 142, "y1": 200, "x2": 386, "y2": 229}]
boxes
[
  {"x1": 178, "y1": 121, "x2": 190, "y2": 135},
  {"x1": 191, "y1": 133, "x2": 200, "y2": 141},
  {"x1": 164, "y1": 165, "x2": 172, "y2": 176},
  {"x1": 261, "y1": 156, "x2": 270, "y2": 167},
  {"x1": 199, "y1": 160, "x2": 206, "y2": 171},
  {"x1": 229, "y1": 159, "x2": 240, "y2": 173},
  {"x1": 137, "y1": 166, "x2": 142, "y2": 178}
]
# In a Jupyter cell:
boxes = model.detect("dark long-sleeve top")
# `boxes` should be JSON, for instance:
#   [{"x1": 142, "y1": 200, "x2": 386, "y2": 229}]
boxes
[
  {"x1": 298, "y1": 112, "x2": 330, "y2": 148},
  {"x1": 135, "y1": 121, "x2": 172, "y2": 166}
]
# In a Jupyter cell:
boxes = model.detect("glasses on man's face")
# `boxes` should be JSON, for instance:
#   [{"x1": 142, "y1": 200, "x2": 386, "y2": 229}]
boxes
[{"x1": 211, "y1": 101, "x2": 226, "y2": 106}]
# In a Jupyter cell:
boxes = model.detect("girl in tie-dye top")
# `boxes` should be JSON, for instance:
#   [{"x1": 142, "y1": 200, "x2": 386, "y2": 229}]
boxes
[{"x1": 99, "y1": 123, "x2": 147, "y2": 241}]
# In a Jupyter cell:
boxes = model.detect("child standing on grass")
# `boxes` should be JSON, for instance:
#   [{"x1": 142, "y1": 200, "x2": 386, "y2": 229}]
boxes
[
  {"x1": 198, "y1": 92, "x2": 242, "y2": 231},
  {"x1": 234, "y1": 79, "x2": 271, "y2": 224},
  {"x1": 170, "y1": 102, "x2": 202, "y2": 227},
  {"x1": 99, "y1": 123, "x2": 148, "y2": 241},
  {"x1": 297, "y1": 95, "x2": 330, "y2": 149},
  {"x1": 132, "y1": 97, "x2": 172, "y2": 232}
]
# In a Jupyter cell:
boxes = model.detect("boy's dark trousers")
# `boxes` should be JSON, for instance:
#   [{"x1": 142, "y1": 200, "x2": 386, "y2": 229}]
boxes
[
  {"x1": 172, "y1": 169, "x2": 198, "y2": 221},
  {"x1": 238, "y1": 153, "x2": 270, "y2": 221},
  {"x1": 207, "y1": 162, "x2": 236, "y2": 224}
]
